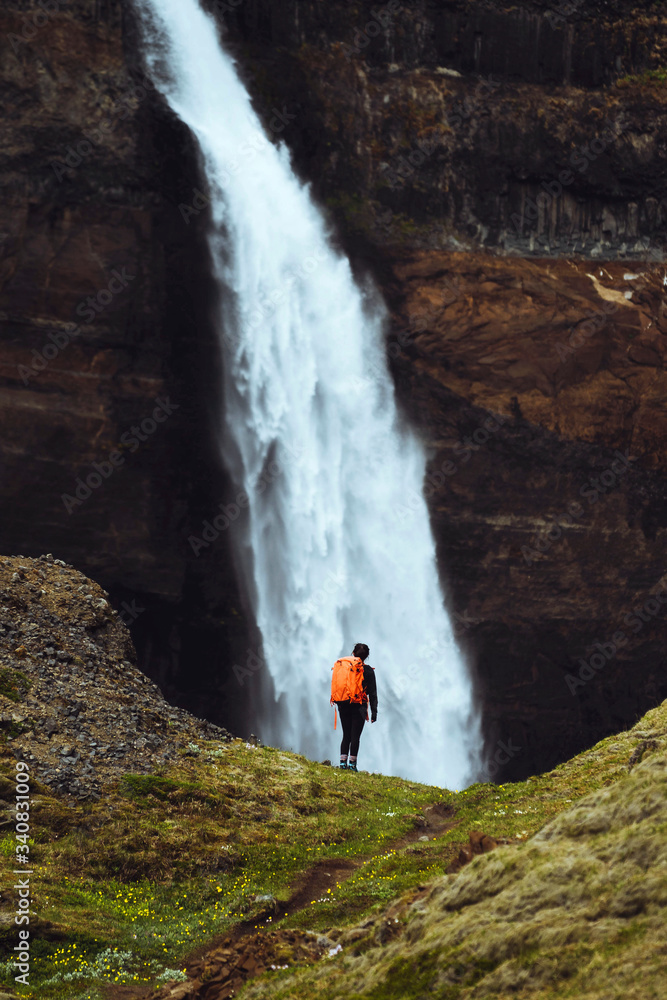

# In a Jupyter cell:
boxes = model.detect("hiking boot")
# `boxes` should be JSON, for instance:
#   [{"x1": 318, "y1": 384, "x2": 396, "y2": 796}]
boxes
[
  {"x1": 347, "y1": 762, "x2": 358, "y2": 772},
  {"x1": 339, "y1": 762, "x2": 348, "y2": 769}
]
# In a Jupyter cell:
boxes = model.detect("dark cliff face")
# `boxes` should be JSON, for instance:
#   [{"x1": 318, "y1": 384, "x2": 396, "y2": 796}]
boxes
[
  {"x1": 1, "y1": 0, "x2": 666, "y2": 778},
  {"x1": 0, "y1": 0, "x2": 252, "y2": 729},
  {"x1": 215, "y1": 0, "x2": 667, "y2": 259}
]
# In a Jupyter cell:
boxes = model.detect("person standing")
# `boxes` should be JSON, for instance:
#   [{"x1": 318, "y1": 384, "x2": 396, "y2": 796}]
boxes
[{"x1": 330, "y1": 642, "x2": 377, "y2": 771}]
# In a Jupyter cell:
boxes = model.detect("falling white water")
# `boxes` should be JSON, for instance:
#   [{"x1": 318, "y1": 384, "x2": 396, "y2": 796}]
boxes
[{"x1": 134, "y1": 0, "x2": 480, "y2": 787}]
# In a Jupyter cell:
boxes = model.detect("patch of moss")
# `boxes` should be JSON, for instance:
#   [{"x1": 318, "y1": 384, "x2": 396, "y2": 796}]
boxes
[
  {"x1": 616, "y1": 66, "x2": 667, "y2": 87},
  {"x1": 121, "y1": 773, "x2": 216, "y2": 804},
  {"x1": 0, "y1": 667, "x2": 31, "y2": 703},
  {"x1": 367, "y1": 949, "x2": 443, "y2": 999}
]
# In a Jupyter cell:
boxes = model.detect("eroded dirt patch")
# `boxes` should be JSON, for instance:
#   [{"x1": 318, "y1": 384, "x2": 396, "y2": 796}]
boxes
[{"x1": 147, "y1": 928, "x2": 336, "y2": 1000}]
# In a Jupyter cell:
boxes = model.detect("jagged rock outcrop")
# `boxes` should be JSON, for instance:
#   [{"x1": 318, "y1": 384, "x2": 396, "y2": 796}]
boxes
[
  {"x1": 0, "y1": 553, "x2": 231, "y2": 800},
  {"x1": 0, "y1": 0, "x2": 666, "y2": 776}
]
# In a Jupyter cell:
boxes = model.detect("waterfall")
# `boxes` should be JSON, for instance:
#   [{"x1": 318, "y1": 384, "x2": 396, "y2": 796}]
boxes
[{"x1": 134, "y1": 0, "x2": 480, "y2": 787}]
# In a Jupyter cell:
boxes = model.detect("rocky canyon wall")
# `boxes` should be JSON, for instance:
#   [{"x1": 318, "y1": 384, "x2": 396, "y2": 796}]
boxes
[
  {"x1": 0, "y1": 0, "x2": 252, "y2": 729},
  {"x1": 1, "y1": 0, "x2": 666, "y2": 777}
]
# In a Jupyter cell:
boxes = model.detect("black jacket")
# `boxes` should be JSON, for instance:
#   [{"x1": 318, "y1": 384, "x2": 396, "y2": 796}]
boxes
[{"x1": 363, "y1": 664, "x2": 378, "y2": 720}]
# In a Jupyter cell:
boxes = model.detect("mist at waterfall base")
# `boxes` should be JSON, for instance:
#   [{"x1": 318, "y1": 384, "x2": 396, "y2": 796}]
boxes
[{"x1": 134, "y1": 0, "x2": 481, "y2": 788}]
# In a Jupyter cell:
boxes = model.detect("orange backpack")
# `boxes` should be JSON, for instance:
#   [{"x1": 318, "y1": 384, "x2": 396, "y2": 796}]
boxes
[{"x1": 331, "y1": 656, "x2": 366, "y2": 706}]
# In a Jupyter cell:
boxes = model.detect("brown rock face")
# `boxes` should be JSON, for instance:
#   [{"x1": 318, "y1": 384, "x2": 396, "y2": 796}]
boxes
[
  {"x1": 385, "y1": 252, "x2": 667, "y2": 775},
  {"x1": 1, "y1": 0, "x2": 666, "y2": 777}
]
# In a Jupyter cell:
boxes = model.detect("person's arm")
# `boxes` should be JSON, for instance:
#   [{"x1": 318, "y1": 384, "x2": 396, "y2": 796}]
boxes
[{"x1": 364, "y1": 665, "x2": 378, "y2": 721}]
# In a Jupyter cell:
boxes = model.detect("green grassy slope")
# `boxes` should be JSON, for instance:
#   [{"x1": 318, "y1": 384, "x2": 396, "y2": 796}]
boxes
[
  {"x1": 0, "y1": 701, "x2": 665, "y2": 999},
  {"x1": 0, "y1": 739, "x2": 451, "y2": 998},
  {"x1": 243, "y1": 702, "x2": 667, "y2": 1000}
]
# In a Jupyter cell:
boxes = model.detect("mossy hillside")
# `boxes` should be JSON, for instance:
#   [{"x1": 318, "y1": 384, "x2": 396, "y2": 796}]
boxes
[
  {"x1": 285, "y1": 700, "x2": 667, "y2": 938},
  {"x1": 0, "y1": 738, "x2": 450, "y2": 998},
  {"x1": 242, "y1": 702, "x2": 667, "y2": 1000},
  {"x1": 0, "y1": 701, "x2": 665, "y2": 999}
]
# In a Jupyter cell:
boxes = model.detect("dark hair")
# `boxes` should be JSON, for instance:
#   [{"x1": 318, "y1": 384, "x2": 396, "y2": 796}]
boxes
[{"x1": 353, "y1": 643, "x2": 369, "y2": 661}]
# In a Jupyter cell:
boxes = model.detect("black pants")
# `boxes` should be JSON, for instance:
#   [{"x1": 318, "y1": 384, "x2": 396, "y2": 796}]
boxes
[{"x1": 337, "y1": 701, "x2": 366, "y2": 757}]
